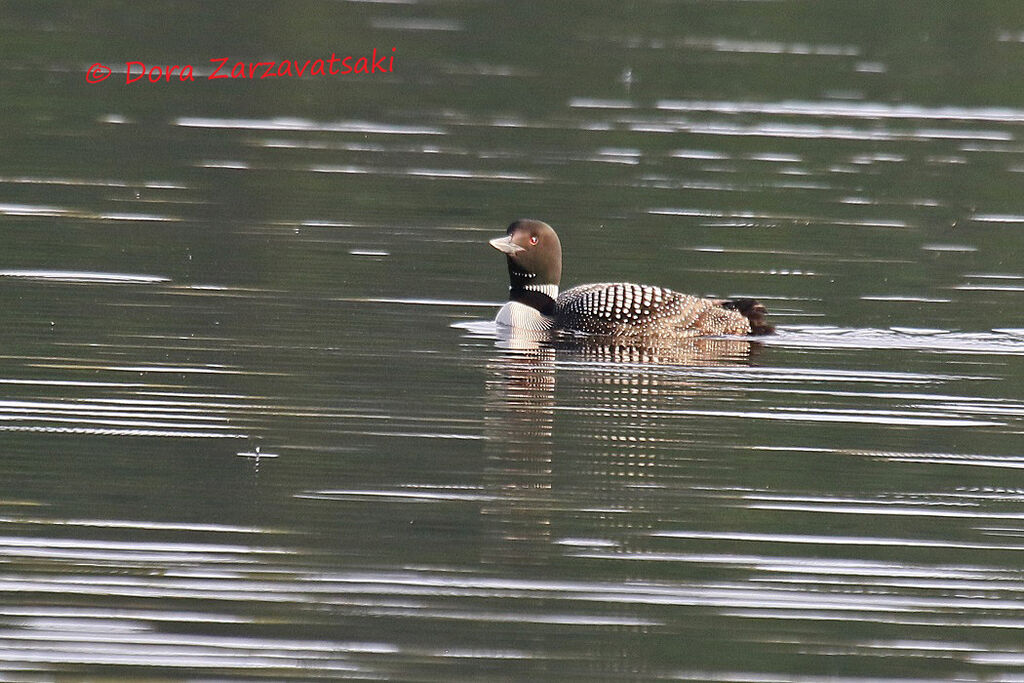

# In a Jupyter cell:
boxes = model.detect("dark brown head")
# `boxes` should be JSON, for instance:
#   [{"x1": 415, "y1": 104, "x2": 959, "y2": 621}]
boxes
[{"x1": 488, "y1": 219, "x2": 562, "y2": 291}]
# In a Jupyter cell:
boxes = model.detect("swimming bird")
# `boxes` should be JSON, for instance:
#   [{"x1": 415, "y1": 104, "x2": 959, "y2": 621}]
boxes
[{"x1": 489, "y1": 219, "x2": 773, "y2": 338}]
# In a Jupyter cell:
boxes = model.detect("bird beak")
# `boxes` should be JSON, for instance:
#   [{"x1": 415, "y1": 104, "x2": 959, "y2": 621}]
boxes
[{"x1": 489, "y1": 235, "x2": 525, "y2": 255}]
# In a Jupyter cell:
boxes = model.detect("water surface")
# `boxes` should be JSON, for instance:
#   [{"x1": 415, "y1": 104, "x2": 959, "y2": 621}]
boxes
[{"x1": 1, "y1": 1, "x2": 1024, "y2": 679}]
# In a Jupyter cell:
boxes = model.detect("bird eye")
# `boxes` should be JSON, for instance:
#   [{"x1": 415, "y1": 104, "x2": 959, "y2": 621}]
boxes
[{"x1": 529, "y1": 235, "x2": 539, "y2": 245}]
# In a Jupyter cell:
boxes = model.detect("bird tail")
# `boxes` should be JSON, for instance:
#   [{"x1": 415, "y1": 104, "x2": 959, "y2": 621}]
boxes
[{"x1": 718, "y1": 298, "x2": 775, "y2": 335}]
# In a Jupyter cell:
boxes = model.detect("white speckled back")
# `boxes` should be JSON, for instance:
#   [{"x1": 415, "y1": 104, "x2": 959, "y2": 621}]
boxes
[{"x1": 555, "y1": 283, "x2": 751, "y2": 337}]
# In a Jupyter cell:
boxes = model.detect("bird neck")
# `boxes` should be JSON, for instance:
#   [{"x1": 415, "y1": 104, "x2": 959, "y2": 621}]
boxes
[{"x1": 509, "y1": 284, "x2": 558, "y2": 315}]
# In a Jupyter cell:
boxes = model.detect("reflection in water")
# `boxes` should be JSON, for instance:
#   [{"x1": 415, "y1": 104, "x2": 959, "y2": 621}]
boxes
[
  {"x1": 462, "y1": 320, "x2": 760, "y2": 366},
  {"x1": 766, "y1": 326, "x2": 1024, "y2": 355},
  {"x1": 482, "y1": 348, "x2": 556, "y2": 565},
  {"x1": 464, "y1": 314, "x2": 1024, "y2": 675},
  {"x1": 480, "y1": 333, "x2": 758, "y2": 569},
  {"x1": 554, "y1": 336, "x2": 758, "y2": 367}
]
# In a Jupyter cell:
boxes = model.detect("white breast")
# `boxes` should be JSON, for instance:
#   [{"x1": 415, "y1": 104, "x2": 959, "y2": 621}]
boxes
[{"x1": 494, "y1": 301, "x2": 554, "y2": 332}]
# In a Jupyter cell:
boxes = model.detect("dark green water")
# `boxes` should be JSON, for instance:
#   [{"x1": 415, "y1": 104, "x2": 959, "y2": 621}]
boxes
[{"x1": 1, "y1": 1, "x2": 1023, "y2": 680}]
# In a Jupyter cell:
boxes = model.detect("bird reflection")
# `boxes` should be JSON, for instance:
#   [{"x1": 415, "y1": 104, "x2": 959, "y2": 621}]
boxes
[
  {"x1": 492, "y1": 323, "x2": 762, "y2": 365},
  {"x1": 482, "y1": 345, "x2": 557, "y2": 566},
  {"x1": 480, "y1": 332, "x2": 759, "y2": 567},
  {"x1": 554, "y1": 335, "x2": 759, "y2": 366}
]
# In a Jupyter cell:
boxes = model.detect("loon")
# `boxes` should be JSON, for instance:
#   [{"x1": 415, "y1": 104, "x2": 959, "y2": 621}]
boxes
[{"x1": 490, "y1": 219, "x2": 773, "y2": 338}]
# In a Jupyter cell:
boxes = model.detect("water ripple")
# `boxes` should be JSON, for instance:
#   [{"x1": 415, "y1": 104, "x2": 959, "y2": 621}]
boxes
[
  {"x1": 0, "y1": 270, "x2": 169, "y2": 284},
  {"x1": 175, "y1": 117, "x2": 444, "y2": 135}
]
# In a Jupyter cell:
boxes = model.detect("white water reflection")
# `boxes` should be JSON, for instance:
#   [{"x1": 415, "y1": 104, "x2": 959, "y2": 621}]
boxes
[
  {"x1": 766, "y1": 327, "x2": 1024, "y2": 354},
  {"x1": 0, "y1": 271, "x2": 170, "y2": 284},
  {"x1": 175, "y1": 117, "x2": 444, "y2": 135},
  {"x1": 657, "y1": 99, "x2": 1024, "y2": 123}
]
